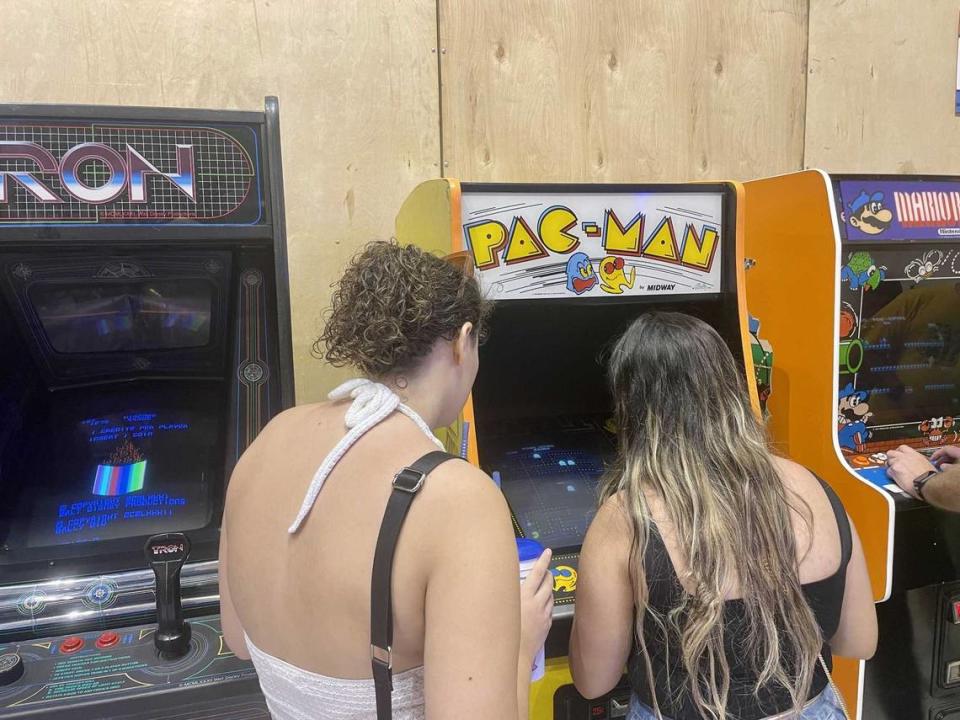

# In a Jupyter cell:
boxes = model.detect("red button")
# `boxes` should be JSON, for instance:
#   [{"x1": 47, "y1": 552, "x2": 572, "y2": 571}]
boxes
[
  {"x1": 96, "y1": 631, "x2": 119, "y2": 649},
  {"x1": 60, "y1": 636, "x2": 84, "y2": 654},
  {"x1": 951, "y1": 600, "x2": 960, "y2": 624}
]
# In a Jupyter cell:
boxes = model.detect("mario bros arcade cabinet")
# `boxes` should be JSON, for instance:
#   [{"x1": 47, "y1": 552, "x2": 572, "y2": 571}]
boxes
[
  {"x1": 744, "y1": 170, "x2": 960, "y2": 720},
  {"x1": 397, "y1": 179, "x2": 757, "y2": 720},
  {"x1": 0, "y1": 100, "x2": 293, "y2": 719}
]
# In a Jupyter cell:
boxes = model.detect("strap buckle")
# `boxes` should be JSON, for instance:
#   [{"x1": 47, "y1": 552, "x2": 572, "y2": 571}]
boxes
[
  {"x1": 392, "y1": 468, "x2": 426, "y2": 494},
  {"x1": 370, "y1": 643, "x2": 393, "y2": 670}
]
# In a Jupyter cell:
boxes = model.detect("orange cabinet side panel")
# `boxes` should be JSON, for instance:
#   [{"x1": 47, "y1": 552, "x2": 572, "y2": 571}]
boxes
[
  {"x1": 730, "y1": 181, "x2": 762, "y2": 415},
  {"x1": 744, "y1": 169, "x2": 895, "y2": 720},
  {"x1": 743, "y1": 170, "x2": 891, "y2": 599}
]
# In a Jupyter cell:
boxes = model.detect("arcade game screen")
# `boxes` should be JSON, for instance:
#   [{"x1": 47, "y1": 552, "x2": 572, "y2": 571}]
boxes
[
  {"x1": 840, "y1": 246, "x2": 960, "y2": 450},
  {"x1": 0, "y1": 384, "x2": 222, "y2": 553},
  {"x1": 482, "y1": 421, "x2": 614, "y2": 550},
  {"x1": 469, "y1": 297, "x2": 743, "y2": 551}
]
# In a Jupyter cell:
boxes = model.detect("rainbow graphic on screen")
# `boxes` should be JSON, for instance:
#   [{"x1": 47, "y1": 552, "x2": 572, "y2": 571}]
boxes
[
  {"x1": 93, "y1": 460, "x2": 147, "y2": 496},
  {"x1": 92, "y1": 438, "x2": 147, "y2": 496}
]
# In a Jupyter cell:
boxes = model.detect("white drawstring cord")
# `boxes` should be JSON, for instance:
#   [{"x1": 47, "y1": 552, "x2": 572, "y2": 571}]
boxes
[{"x1": 288, "y1": 378, "x2": 443, "y2": 534}]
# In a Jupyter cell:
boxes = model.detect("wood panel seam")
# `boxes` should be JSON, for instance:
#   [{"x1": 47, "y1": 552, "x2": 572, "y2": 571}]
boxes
[{"x1": 435, "y1": 0, "x2": 445, "y2": 178}]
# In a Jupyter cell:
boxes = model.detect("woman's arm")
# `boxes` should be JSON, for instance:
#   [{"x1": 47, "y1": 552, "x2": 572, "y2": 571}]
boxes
[
  {"x1": 829, "y1": 517, "x2": 878, "y2": 659},
  {"x1": 569, "y1": 495, "x2": 635, "y2": 699},
  {"x1": 421, "y1": 464, "x2": 543, "y2": 719},
  {"x1": 887, "y1": 445, "x2": 960, "y2": 511}
]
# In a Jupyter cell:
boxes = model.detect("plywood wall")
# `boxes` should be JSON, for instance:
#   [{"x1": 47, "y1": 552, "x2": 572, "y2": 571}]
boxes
[
  {"x1": 437, "y1": 0, "x2": 809, "y2": 182},
  {"x1": 0, "y1": 0, "x2": 441, "y2": 402},
  {"x1": 805, "y1": 1, "x2": 960, "y2": 173},
  {"x1": 7, "y1": 1, "x2": 957, "y2": 397}
]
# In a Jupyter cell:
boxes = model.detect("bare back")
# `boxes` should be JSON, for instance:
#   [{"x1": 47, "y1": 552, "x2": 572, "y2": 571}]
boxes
[
  {"x1": 646, "y1": 458, "x2": 843, "y2": 597},
  {"x1": 570, "y1": 456, "x2": 877, "y2": 699},
  {"x1": 224, "y1": 401, "x2": 468, "y2": 677}
]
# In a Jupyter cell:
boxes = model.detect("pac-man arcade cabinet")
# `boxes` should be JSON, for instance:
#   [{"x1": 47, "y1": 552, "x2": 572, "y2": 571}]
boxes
[
  {"x1": 0, "y1": 100, "x2": 293, "y2": 718},
  {"x1": 397, "y1": 180, "x2": 757, "y2": 719},
  {"x1": 743, "y1": 170, "x2": 960, "y2": 720}
]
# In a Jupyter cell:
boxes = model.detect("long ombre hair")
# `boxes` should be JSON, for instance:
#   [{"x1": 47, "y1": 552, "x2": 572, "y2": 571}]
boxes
[{"x1": 601, "y1": 312, "x2": 821, "y2": 720}]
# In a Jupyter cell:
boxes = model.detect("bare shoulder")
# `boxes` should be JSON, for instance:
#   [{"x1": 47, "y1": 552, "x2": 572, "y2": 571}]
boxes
[
  {"x1": 261, "y1": 401, "x2": 338, "y2": 434},
  {"x1": 417, "y1": 459, "x2": 510, "y2": 518},
  {"x1": 226, "y1": 402, "x2": 333, "y2": 494},
  {"x1": 772, "y1": 455, "x2": 826, "y2": 499},
  {"x1": 590, "y1": 492, "x2": 633, "y2": 543},
  {"x1": 580, "y1": 492, "x2": 633, "y2": 578},
  {"x1": 771, "y1": 455, "x2": 840, "y2": 541},
  {"x1": 408, "y1": 458, "x2": 515, "y2": 570},
  {"x1": 239, "y1": 402, "x2": 342, "y2": 456}
]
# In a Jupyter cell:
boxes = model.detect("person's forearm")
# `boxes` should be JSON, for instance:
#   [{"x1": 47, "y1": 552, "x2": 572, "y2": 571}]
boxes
[
  {"x1": 516, "y1": 655, "x2": 531, "y2": 720},
  {"x1": 923, "y1": 465, "x2": 960, "y2": 512}
]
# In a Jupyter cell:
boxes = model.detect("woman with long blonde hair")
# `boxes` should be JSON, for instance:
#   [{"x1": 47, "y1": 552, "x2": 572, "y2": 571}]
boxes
[{"x1": 570, "y1": 312, "x2": 876, "y2": 720}]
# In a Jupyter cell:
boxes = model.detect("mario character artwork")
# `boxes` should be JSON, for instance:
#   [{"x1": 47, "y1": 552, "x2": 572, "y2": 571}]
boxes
[
  {"x1": 841, "y1": 251, "x2": 887, "y2": 292},
  {"x1": 847, "y1": 190, "x2": 893, "y2": 235},
  {"x1": 565, "y1": 252, "x2": 597, "y2": 295},
  {"x1": 748, "y1": 315, "x2": 774, "y2": 415},
  {"x1": 597, "y1": 255, "x2": 636, "y2": 294},
  {"x1": 838, "y1": 382, "x2": 873, "y2": 452}
]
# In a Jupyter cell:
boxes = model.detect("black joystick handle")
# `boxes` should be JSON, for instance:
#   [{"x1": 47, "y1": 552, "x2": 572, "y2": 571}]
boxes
[{"x1": 145, "y1": 532, "x2": 192, "y2": 658}]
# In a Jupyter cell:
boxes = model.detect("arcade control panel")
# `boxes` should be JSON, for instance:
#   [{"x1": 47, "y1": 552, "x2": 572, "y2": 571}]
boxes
[
  {"x1": 0, "y1": 616, "x2": 266, "y2": 719},
  {"x1": 0, "y1": 533, "x2": 268, "y2": 719},
  {"x1": 544, "y1": 555, "x2": 634, "y2": 720},
  {"x1": 845, "y1": 446, "x2": 960, "y2": 592},
  {"x1": 555, "y1": 682, "x2": 632, "y2": 720},
  {"x1": 845, "y1": 445, "x2": 940, "y2": 500},
  {"x1": 948, "y1": 590, "x2": 960, "y2": 688}
]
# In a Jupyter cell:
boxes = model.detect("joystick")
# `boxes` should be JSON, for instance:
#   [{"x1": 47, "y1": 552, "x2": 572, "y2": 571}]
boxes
[
  {"x1": 0, "y1": 653, "x2": 23, "y2": 686},
  {"x1": 145, "y1": 532, "x2": 192, "y2": 658}
]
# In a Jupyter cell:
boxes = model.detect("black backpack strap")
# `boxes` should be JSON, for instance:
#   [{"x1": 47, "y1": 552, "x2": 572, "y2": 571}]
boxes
[{"x1": 371, "y1": 450, "x2": 459, "y2": 720}]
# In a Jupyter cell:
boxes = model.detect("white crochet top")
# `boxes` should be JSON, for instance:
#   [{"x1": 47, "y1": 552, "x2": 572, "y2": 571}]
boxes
[{"x1": 246, "y1": 379, "x2": 442, "y2": 719}]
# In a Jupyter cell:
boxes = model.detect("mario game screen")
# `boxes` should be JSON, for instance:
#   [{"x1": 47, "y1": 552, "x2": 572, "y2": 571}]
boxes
[{"x1": 838, "y1": 246, "x2": 960, "y2": 454}]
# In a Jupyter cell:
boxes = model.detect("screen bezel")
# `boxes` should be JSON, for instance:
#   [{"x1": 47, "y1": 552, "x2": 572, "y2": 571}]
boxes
[
  {"x1": 0, "y1": 251, "x2": 231, "y2": 385},
  {"x1": 28, "y1": 278, "x2": 216, "y2": 355}
]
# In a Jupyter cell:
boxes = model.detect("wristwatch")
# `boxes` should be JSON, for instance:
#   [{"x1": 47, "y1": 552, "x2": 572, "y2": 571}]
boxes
[{"x1": 913, "y1": 470, "x2": 938, "y2": 501}]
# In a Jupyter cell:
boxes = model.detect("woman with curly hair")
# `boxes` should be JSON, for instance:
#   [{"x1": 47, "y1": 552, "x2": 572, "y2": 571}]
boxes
[{"x1": 218, "y1": 241, "x2": 554, "y2": 719}]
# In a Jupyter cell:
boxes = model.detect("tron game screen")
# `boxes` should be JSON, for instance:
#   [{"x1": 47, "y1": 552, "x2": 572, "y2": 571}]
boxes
[{"x1": 0, "y1": 387, "x2": 222, "y2": 551}]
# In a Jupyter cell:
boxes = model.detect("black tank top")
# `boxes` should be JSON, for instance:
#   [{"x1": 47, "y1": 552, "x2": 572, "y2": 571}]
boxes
[{"x1": 627, "y1": 477, "x2": 852, "y2": 720}]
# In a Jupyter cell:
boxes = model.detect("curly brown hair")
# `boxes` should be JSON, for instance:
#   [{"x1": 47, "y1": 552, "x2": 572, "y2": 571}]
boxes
[{"x1": 317, "y1": 241, "x2": 491, "y2": 377}]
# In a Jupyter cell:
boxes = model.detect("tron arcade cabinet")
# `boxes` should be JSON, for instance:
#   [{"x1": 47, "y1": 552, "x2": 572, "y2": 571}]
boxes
[
  {"x1": 0, "y1": 99, "x2": 293, "y2": 718},
  {"x1": 397, "y1": 180, "x2": 758, "y2": 720},
  {"x1": 743, "y1": 171, "x2": 960, "y2": 720}
]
